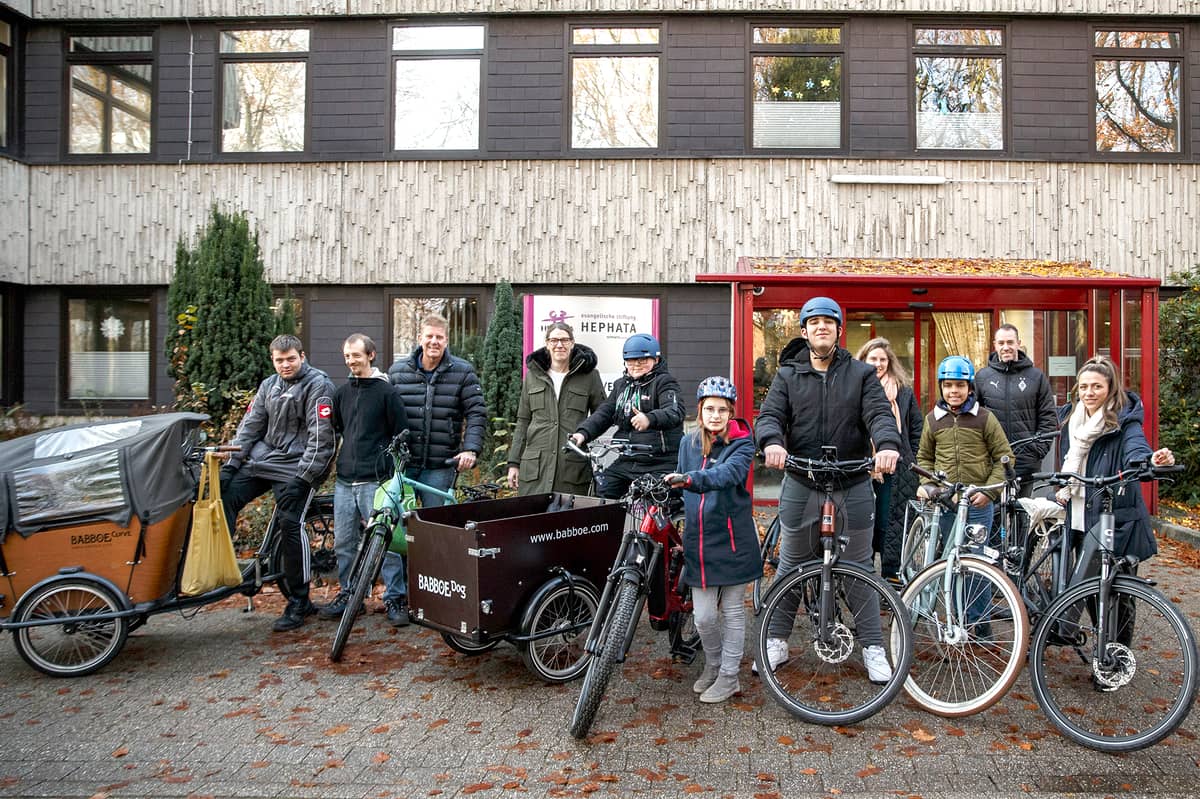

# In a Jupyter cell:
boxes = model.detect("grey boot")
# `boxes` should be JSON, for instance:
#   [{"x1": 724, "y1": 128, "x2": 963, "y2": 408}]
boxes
[
  {"x1": 692, "y1": 662, "x2": 721, "y2": 694},
  {"x1": 699, "y1": 673, "x2": 741, "y2": 703}
]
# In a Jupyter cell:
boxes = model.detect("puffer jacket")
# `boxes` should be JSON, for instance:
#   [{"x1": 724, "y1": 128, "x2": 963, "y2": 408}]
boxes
[
  {"x1": 229, "y1": 361, "x2": 336, "y2": 485},
  {"x1": 754, "y1": 339, "x2": 903, "y2": 489},
  {"x1": 916, "y1": 396, "x2": 1014, "y2": 502},
  {"x1": 1060, "y1": 393, "x2": 1156, "y2": 560},
  {"x1": 975, "y1": 351, "x2": 1059, "y2": 476},
  {"x1": 387, "y1": 347, "x2": 487, "y2": 471},
  {"x1": 333, "y1": 368, "x2": 409, "y2": 483},
  {"x1": 574, "y1": 358, "x2": 684, "y2": 473},
  {"x1": 507, "y1": 344, "x2": 607, "y2": 495},
  {"x1": 676, "y1": 419, "x2": 761, "y2": 589}
]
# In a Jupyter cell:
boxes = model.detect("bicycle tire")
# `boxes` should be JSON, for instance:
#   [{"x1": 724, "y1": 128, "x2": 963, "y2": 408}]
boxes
[
  {"x1": 900, "y1": 514, "x2": 936, "y2": 584},
  {"x1": 329, "y1": 526, "x2": 388, "y2": 663},
  {"x1": 12, "y1": 578, "x2": 130, "y2": 677},
  {"x1": 569, "y1": 579, "x2": 640, "y2": 739},
  {"x1": 754, "y1": 562, "x2": 912, "y2": 726},
  {"x1": 1028, "y1": 577, "x2": 1198, "y2": 752},
  {"x1": 752, "y1": 515, "x2": 782, "y2": 614},
  {"x1": 896, "y1": 556, "x2": 1030, "y2": 717},
  {"x1": 1017, "y1": 520, "x2": 1061, "y2": 624},
  {"x1": 520, "y1": 580, "x2": 600, "y2": 683}
]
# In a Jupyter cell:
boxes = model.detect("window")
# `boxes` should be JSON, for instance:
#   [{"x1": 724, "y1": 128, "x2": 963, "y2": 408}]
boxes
[
  {"x1": 390, "y1": 295, "x2": 481, "y2": 366},
  {"x1": 392, "y1": 24, "x2": 484, "y2": 151},
  {"x1": 67, "y1": 297, "x2": 152, "y2": 401},
  {"x1": 570, "y1": 25, "x2": 661, "y2": 149},
  {"x1": 1093, "y1": 29, "x2": 1182, "y2": 154},
  {"x1": 750, "y1": 25, "x2": 843, "y2": 149},
  {"x1": 913, "y1": 26, "x2": 1004, "y2": 151},
  {"x1": 219, "y1": 29, "x2": 308, "y2": 153},
  {"x1": 67, "y1": 34, "x2": 153, "y2": 155},
  {"x1": 0, "y1": 21, "x2": 11, "y2": 150}
]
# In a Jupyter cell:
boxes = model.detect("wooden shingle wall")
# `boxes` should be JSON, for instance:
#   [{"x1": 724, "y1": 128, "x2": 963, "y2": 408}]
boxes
[
  {"x1": 19, "y1": 158, "x2": 1199, "y2": 286},
  {"x1": 0, "y1": 158, "x2": 28, "y2": 284},
  {"x1": 25, "y1": 1, "x2": 1200, "y2": 20}
]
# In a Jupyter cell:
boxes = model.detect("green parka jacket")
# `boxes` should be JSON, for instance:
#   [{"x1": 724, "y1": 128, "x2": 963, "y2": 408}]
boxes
[{"x1": 507, "y1": 343, "x2": 606, "y2": 495}]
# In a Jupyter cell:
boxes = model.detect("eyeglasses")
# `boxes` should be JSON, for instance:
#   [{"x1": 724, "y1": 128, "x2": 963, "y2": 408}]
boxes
[
  {"x1": 701, "y1": 406, "x2": 732, "y2": 416},
  {"x1": 547, "y1": 337, "x2": 573, "y2": 347}
]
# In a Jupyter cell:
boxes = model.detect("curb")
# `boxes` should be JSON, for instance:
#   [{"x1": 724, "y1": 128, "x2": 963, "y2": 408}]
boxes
[{"x1": 1152, "y1": 516, "x2": 1200, "y2": 550}]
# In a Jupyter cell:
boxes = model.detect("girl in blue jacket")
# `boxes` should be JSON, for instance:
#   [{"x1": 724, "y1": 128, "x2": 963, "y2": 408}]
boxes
[{"x1": 666, "y1": 377, "x2": 761, "y2": 703}]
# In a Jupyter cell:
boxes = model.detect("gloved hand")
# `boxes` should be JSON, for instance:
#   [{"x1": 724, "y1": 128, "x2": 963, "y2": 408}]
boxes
[
  {"x1": 664, "y1": 473, "x2": 691, "y2": 488},
  {"x1": 219, "y1": 464, "x2": 237, "y2": 482},
  {"x1": 278, "y1": 477, "x2": 312, "y2": 507}
]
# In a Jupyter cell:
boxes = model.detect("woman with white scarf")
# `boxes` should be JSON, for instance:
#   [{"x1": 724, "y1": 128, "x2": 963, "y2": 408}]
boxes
[{"x1": 1056, "y1": 356, "x2": 1174, "y2": 563}]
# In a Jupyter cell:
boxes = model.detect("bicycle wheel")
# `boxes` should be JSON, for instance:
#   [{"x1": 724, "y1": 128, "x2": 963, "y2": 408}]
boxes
[
  {"x1": 441, "y1": 633, "x2": 500, "y2": 654},
  {"x1": 569, "y1": 579, "x2": 640, "y2": 739},
  {"x1": 754, "y1": 562, "x2": 912, "y2": 726},
  {"x1": 329, "y1": 525, "x2": 388, "y2": 663},
  {"x1": 1029, "y1": 577, "x2": 1198, "y2": 752},
  {"x1": 520, "y1": 580, "x2": 600, "y2": 683},
  {"x1": 1017, "y1": 521, "x2": 1061, "y2": 624},
  {"x1": 752, "y1": 515, "x2": 782, "y2": 613},
  {"x1": 305, "y1": 505, "x2": 338, "y2": 587},
  {"x1": 899, "y1": 513, "x2": 936, "y2": 584},
  {"x1": 896, "y1": 557, "x2": 1030, "y2": 717},
  {"x1": 12, "y1": 578, "x2": 130, "y2": 677}
]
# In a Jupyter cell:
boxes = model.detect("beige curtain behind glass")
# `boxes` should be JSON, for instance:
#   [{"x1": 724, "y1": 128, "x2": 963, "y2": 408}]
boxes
[{"x1": 933, "y1": 312, "x2": 990, "y2": 369}]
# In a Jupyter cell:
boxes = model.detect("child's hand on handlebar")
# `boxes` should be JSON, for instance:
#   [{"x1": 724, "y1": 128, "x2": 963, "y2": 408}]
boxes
[
  {"x1": 1151, "y1": 447, "x2": 1176, "y2": 467},
  {"x1": 664, "y1": 473, "x2": 690, "y2": 488},
  {"x1": 569, "y1": 433, "x2": 585, "y2": 448},
  {"x1": 629, "y1": 411, "x2": 650, "y2": 432}
]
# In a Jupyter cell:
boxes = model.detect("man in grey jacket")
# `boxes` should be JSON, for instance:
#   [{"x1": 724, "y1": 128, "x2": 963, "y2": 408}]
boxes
[{"x1": 222, "y1": 334, "x2": 337, "y2": 632}]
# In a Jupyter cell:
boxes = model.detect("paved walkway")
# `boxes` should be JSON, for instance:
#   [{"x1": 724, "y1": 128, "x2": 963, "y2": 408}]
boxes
[{"x1": 1, "y1": 536, "x2": 1198, "y2": 799}]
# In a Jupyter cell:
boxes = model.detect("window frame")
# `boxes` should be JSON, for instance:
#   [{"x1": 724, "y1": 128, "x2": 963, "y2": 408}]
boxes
[
  {"x1": 910, "y1": 21, "x2": 1009, "y2": 155},
  {"x1": 745, "y1": 20, "x2": 848, "y2": 154},
  {"x1": 565, "y1": 19, "x2": 665, "y2": 154},
  {"x1": 1089, "y1": 25, "x2": 1186, "y2": 159},
  {"x1": 62, "y1": 29, "x2": 156, "y2": 160},
  {"x1": 0, "y1": 16, "x2": 16, "y2": 155},
  {"x1": 389, "y1": 21, "x2": 487, "y2": 156},
  {"x1": 215, "y1": 26, "x2": 312, "y2": 159},
  {"x1": 385, "y1": 288, "x2": 486, "y2": 367},
  {"x1": 60, "y1": 289, "x2": 157, "y2": 412}
]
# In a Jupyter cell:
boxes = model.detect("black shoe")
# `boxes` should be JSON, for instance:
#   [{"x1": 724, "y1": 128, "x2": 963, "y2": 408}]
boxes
[
  {"x1": 317, "y1": 592, "x2": 351, "y2": 620},
  {"x1": 384, "y1": 598, "x2": 410, "y2": 628},
  {"x1": 273, "y1": 597, "x2": 317, "y2": 632}
]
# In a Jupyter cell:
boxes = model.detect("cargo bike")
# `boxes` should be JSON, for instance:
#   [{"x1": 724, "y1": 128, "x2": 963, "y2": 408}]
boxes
[{"x1": 0, "y1": 413, "x2": 335, "y2": 677}]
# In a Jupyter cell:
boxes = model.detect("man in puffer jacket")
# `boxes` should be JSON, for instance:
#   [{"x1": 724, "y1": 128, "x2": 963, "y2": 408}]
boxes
[
  {"x1": 570, "y1": 333, "x2": 684, "y2": 499},
  {"x1": 222, "y1": 334, "x2": 336, "y2": 632}
]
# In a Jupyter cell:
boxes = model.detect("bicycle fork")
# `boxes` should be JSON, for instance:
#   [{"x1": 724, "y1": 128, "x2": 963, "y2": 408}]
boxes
[{"x1": 812, "y1": 498, "x2": 854, "y2": 663}]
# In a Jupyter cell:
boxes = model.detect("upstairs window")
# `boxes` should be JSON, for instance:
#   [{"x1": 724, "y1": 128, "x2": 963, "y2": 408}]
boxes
[
  {"x1": 750, "y1": 25, "x2": 843, "y2": 150},
  {"x1": 1093, "y1": 29, "x2": 1182, "y2": 154},
  {"x1": 0, "y1": 21, "x2": 11, "y2": 150},
  {"x1": 570, "y1": 25, "x2": 661, "y2": 149},
  {"x1": 392, "y1": 24, "x2": 484, "y2": 152},
  {"x1": 67, "y1": 34, "x2": 153, "y2": 155},
  {"x1": 913, "y1": 26, "x2": 1004, "y2": 151},
  {"x1": 219, "y1": 29, "x2": 309, "y2": 153}
]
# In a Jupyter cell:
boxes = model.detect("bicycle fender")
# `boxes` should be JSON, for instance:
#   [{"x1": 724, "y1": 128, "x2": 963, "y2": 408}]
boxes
[
  {"x1": 10, "y1": 569, "x2": 133, "y2": 619},
  {"x1": 517, "y1": 572, "x2": 597, "y2": 638}
]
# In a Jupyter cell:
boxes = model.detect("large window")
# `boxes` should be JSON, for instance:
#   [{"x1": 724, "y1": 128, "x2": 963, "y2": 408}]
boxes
[
  {"x1": 913, "y1": 26, "x2": 1004, "y2": 151},
  {"x1": 392, "y1": 24, "x2": 484, "y2": 152},
  {"x1": 390, "y1": 295, "x2": 481, "y2": 366},
  {"x1": 0, "y1": 21, "x2": 11, "y2": 150},
  {"x1": 570, "y1": 25, "x2": 661, "y2": 149},
  {"x1": 67, "y1": 34, "x2": 153, "y2": 155},
  {"x1": 67, "y1": 297, "x2": 151, "y2": 401},
  {"x1": 219, "y1": 28, "x2": 308, "y2": 153},
  {"x1": 750, "y1": 25, "x2": 843, "y2": 150},
  {"x1": 1093, "y1": 29, "x2": 1182, "y2": 154}
]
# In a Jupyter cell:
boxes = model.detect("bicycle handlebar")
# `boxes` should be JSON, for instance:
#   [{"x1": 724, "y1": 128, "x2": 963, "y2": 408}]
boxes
[
  {"x1": 1032, "y1": 462, "x2": 1185, "y2": 488},
  {"x1": 1010, "y1": 430, "x2": 1062, "y2": 452},
  {"x1": 563, "y1": 438, "x2": 654, "y2": 460},
  {"x1": 783, "y1": 454, "x2": 874, "y2": 476}
]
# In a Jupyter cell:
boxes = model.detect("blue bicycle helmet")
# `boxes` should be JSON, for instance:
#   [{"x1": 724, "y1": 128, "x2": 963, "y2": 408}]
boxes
[
  {"x1": 799, "y1": 296, "x2": 843, "y2": 327},
  {"x1": 936, "y1": 355, "x2": 976, "y2": 383},
  {"x1": 622, "y1": 333, "x2": 661, "y2": 360},
  {"x1": 696, "y1": 376, "x2": 737, "y2": 404}
]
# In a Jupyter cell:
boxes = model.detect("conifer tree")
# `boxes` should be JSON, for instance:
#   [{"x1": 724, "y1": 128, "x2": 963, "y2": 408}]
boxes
[
  {"x1": 1159, "y1": 268, "x2": 1200, "y2": 501},
  {"x1": 479, "y1": 280, "x2": 523, "y2": 475}
]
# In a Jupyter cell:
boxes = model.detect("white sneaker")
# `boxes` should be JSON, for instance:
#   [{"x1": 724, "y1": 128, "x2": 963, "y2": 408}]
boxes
[
  {"x1": 752, "y1": 638, "x2": 790, "y2": 675},
  {"x1": 862, "y1": 645, "x2": 893, "y2": 685}
]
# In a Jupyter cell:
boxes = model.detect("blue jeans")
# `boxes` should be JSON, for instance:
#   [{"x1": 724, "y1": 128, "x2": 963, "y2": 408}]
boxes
[
  {"x1": 333, "y1": 480, "x2": 377, "y2": 592},
  {"x1": 939, "y1": 500, "x2": 995, "y2": 625},
  {"x1": 379, "y1": 466, "x2": 456, "y2": 602}
]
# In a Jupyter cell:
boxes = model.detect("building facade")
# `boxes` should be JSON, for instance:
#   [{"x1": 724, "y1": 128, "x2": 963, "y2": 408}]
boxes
[{"x1": 0, "y1": 1, "x2": 1196, "y2": 417}]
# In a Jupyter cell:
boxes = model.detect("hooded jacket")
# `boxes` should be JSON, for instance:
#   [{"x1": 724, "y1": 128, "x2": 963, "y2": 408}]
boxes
[
  {"x1": 676, "y1": 418, "x2": 761, "y2": 589},
  {"x1": 507, "y1": 343, "x2": 607, "y2": 495},
  {"x1": 1059, "y1": 392, "x2": 1156, "y2": 560},
  {"x1": 975, "y1": 350, "x2": 1059, "y2": 476},
  {"x1": 754, "y1": 339, "x2": 903, "y2": 489},
  {"x1": 333, "y1": 368, "x2": 409, "y2": 483},
  {"x1": 229, "y1": 361, "x2": 336, "y2": 485},
  {"x1": 575, "y1": 357, "x2": 684, "y2": 472},
  {"x1": 916, "y1": 395, "x2": 1014, "y2": 502},
  {"x1": 387, "y1": 347, "x2": 487, "y2": 471}
]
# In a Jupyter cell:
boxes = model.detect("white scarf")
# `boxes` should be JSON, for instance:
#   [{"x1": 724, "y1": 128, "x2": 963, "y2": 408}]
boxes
[{"x1": 1058, "y1": 401, "x2": 1108, "y2": 531}]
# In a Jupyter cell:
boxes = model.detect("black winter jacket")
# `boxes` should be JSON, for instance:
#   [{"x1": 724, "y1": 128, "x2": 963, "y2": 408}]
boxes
[
  {"x1": 894, "y1": 385, "x2": 924, "y2": 463},
  {"x1": 387, "y1": 348, "x2": 487, "y2": 471},
  {"x1": 333, "y1": 369, "x2": 409, "y2": 483},
  {"x1": 754, "y1": 339, "x2": 903, "y2": 489},
  {"x1": 975, "y1": 351, "x2": 1059, "y2": 476},
  {"x1": 575, "y1": 359, "x2": 684, "y2": 473}
]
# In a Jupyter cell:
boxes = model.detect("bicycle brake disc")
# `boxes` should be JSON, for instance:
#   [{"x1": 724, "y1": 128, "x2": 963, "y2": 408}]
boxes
[
  {"x1": 813, "y1": 622, "x2": 854, "y2": 663},
  {"x1": 1092, "y1": 643, "x2": 1136, "y2": 690}
]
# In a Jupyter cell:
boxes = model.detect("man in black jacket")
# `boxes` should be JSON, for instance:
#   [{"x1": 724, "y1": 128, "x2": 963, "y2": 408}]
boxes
[
  {"x1": 975, "y1": 323, "x2": 1059, "y2": 496},
  {"x1": 318, "y1": 334, "x2": 411, "y2": 626},
  {"x1": 387, "y1": 313, "x2": 488, "y2": 505}
]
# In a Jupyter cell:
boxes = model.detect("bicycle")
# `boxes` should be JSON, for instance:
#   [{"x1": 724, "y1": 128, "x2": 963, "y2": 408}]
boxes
[
  {"x1": 1025, "y1": 463, "x2": 1197, "y2": 752},
  {"x1": 751, "y1": 514, "x2": 781, "y2": 614},
  {"x1": 894, "y1": 460, "x2": 1031, "y2": 717},
  {"x1": 567, "y1": 440, "x2": 698, "y2": 739},
  {"x1": 751, "y1": 448, "x2": 913, "y2": 726},
  {"x1": 328, "y1": 432, "x2": 498, "y2": 662}
]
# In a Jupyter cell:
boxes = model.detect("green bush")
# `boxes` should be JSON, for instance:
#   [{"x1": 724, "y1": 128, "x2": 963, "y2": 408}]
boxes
[{"x1": 1159, "y1": 268, "x2": 1200, "y2": 502}]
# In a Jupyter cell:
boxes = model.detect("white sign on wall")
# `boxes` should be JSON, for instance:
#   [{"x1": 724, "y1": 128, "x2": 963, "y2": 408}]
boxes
[{"x1": 524, "y1": 295, "x2": 660, "y2": 392}]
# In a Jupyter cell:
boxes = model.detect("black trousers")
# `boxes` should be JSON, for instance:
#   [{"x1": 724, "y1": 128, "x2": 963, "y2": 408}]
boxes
[{"x1": 221, "y1": 471, "x2": 314, "y2": 600}]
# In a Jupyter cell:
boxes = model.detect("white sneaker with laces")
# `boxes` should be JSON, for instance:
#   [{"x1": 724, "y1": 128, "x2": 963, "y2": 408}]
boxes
[
  {"x1": 752, "y1": 637, "x2": 790, "y2": 675},
  {"x1": 862, "y1": 645, "x2": 893, "y2": 685}
]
